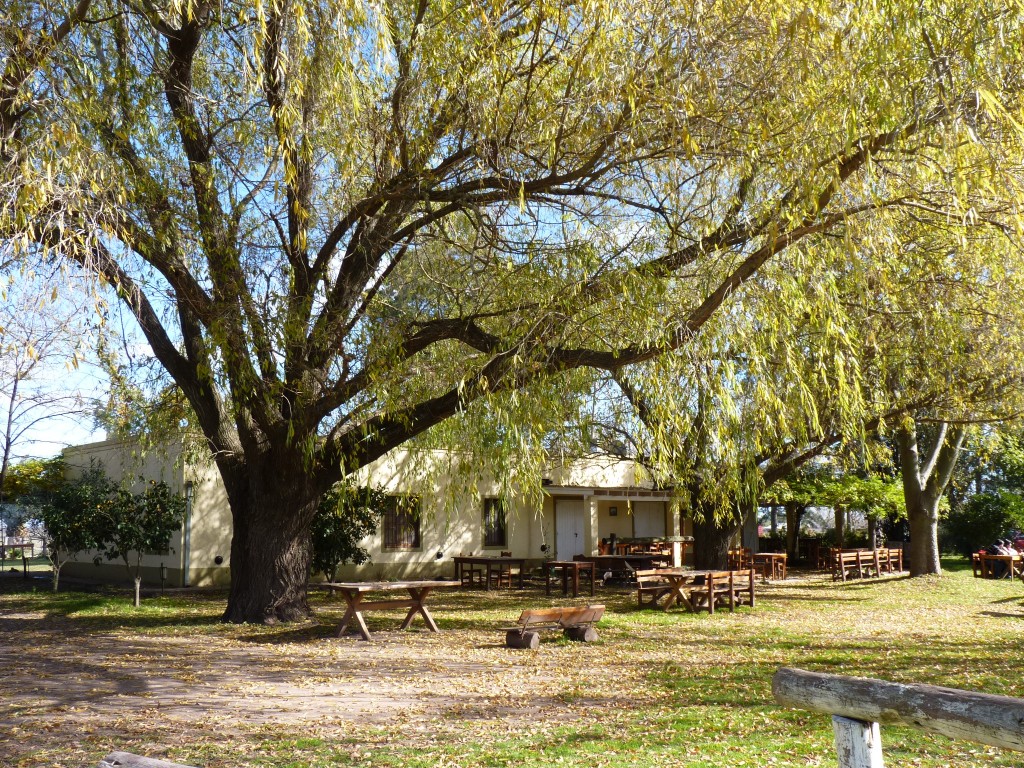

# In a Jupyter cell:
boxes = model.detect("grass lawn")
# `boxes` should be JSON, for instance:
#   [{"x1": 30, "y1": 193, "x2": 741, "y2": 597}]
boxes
[
  {"x1": 0, "y1": 555, "x2": 48, "y2": 576},
  {"x1": 1, "y1": 559, "x2": 1022, "y2": 768}
]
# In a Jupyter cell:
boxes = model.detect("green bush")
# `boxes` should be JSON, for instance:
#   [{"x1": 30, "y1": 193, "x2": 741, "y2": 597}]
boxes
[
  {"x1": 940, "y1": 491, "x2": 1024, "y2": 557},
  {"x1": 310, "y1": 484, "x2": 386, "y2": 582}
]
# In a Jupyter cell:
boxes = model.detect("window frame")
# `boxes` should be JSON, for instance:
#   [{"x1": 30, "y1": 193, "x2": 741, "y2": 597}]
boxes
[
  {"x1": 381, "y1": 494, "x2": 422, "y2": 551},
  {"x1": 482, "y1": 497, "x2": 508, "y2": 549}
]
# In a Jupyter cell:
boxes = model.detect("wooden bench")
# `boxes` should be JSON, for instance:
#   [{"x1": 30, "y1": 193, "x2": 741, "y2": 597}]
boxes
[
  {"x1": 636, "y1": 569, "x2": 672, "y2": 607},
  {"x1": 831, "y1": 548, "x2": 905, "y2": 581},
  {"x1": 503, "y1": 604, "x2": 605, "y2": 649}
]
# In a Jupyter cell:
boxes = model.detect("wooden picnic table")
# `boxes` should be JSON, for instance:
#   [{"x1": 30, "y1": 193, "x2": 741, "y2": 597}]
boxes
[
  {"x1": 643, "y1": 568, "x2": 755, "y2": 614},
  {"x1": 973, "y1": 552, "x2": 1024, "y2": 580},
  {"x1": 453, "y1": 555, "x2": 527, "y2": 588},
  {"x1": 325, "y1": 580, "x2": 458, "y2": 641},
  {"x1": 545, "y1": 560, "x2": 596, "y2": 597},
  {"x1": 651, "y1": 569, "x2": 718, "y2": 611}
]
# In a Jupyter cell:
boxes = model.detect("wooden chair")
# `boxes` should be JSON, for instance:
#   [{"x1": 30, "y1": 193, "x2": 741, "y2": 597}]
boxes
[
  {"x1": 489, "y1": 551, "x2": 514, "y2": 589},
  {"x1": 460, "y1": 556, "x2": 484, "y2": 588},
  {"x1": 728, "y1": 568, "x2": 756, "y2": 610}
]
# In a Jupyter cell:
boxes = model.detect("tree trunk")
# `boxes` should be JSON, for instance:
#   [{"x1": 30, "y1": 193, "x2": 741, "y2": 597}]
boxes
[
  {"x1": 896, "y1": 420, "x2": 966, "y2": 577},
  {"x1": 692, "y1": 503, "x2": 745, "y2": 570},
  {"x1": 867, "y1": 516, "x2": 877, "y2": 550},
  {"x1": 903, "y1": 481, "x2": 943, "y2": 576},
  {"x1": 134, "y1": 576, "x2": 141, "y2": 608},
  {"x1": 785, "y1": 503, "x2": 803, "y2": 560},
  {"x1": 221, "y1": 450, "x2": 323, "y2": 623},
  {"x1": 834, "y1": 505, "x2": 846, "y2": 549}
]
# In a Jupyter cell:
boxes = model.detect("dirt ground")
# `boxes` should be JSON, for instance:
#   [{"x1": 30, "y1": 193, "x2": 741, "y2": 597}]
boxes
[
  {"x1": 4, "y1": 570, "x2": 1021, "y2": 768},
  {"x1": 0, "y1": 575, "x2": 689, "y2": 767}
]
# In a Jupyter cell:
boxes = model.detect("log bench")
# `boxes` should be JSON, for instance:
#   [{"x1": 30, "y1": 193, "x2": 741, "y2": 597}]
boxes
[{"x1": 503, "y1": 604, "x2": 605, "y2": 649}]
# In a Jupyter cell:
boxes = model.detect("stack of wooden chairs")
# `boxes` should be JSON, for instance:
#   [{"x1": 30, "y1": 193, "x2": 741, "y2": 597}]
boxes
[{"x1": 728, "y1": 547, "x2": 753, "y2": 570}]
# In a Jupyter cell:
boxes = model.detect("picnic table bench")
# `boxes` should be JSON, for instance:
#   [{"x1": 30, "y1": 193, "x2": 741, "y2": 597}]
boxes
[{"x1": 503, "y1": 604, "x2": 606, "y2": 648}]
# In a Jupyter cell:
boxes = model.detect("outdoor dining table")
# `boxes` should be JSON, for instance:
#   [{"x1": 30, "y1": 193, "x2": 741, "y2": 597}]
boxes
[
  {"x1": 545, "y1": 560, "x2": 596, "y2": 597},
  {"x1": 452, "y1": 555, "x2": 528, "y2": 588},
  {"x1": 977, "y1": 553, "x2": 1024, "y2": 580},
  {"x1": 325, "y1": 580, "x2": 458, "y2": 641}
]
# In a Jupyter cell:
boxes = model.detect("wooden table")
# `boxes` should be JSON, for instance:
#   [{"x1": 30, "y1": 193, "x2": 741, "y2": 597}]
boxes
[
  {"x1": 975, "y1": 553, "x2": 1024, "y2": 580},
  {"x1": 649, "y1": 568, "x2": 748, "y2": 613},
  {"x1": 453, "y1": 556, "x2": 527, "y2": 588},
  {"x1": 545, "y1": 560, "x2": 596, "y2": 597},
  {"x1": 652, "y1": 569, "x2": 710, "y2": 611},
  {"x1": 325, "y1": 580, "x2": 458, "y2": 641},
  {"x1": 753, "y1": 552, "x2": 787, "y2": 580}
]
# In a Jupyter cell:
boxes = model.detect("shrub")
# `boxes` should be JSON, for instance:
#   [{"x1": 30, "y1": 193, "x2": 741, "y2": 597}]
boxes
[
  {"x1": 940, "y1": 491, "x2": 1024, "y2": 558},
  {"x1": 310, "y1": 484, "x2": 386, "y2": 582}
]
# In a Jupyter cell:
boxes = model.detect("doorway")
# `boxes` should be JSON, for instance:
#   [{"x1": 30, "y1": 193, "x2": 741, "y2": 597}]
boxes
[{"x1": 555, "y1": 499, "x2": 585, "y2": 559}]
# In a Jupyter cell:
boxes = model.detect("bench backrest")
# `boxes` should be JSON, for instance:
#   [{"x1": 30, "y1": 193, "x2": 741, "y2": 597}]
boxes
[
  {"x1": 729, "y1": 568, "x2": 755, "y2": 586},
  {"x1": 635, "y1": 569, "x2": 667, "y2": 584},
  {"x1": 517, "y1": 605, "x2": 606, "y2": 628}
]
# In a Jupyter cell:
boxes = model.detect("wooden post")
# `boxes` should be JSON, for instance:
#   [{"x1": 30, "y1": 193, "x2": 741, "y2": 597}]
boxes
[{"x1": 833, "y1": 716, "x2": 884, "y2": 768}]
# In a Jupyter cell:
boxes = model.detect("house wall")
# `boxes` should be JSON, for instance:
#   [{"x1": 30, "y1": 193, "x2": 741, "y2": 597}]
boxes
[
  {"x1": 61, "y1": 438, "x2": 188, "y2": 586},
  {"x1": 335, "y1": 450, "x2": 553, "y2": 580},
  {"x1": 183, "y1": 458, "x2": 233, "y2": 587},
  {"x1": 60, "y1": 437, "x2": 236, "y2": 587},
  {"x1": 58, "y1": 441, "x2": 677, "y2": 585}
]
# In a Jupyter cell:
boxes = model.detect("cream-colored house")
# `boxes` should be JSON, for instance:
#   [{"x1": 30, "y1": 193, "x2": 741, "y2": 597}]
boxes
[{"x1": 62, "y1": 437, "x2": 688, "y2": 587}]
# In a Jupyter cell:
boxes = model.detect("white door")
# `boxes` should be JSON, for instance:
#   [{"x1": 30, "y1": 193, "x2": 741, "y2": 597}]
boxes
[
  {"x1": 633, "y1": 501, "x2": 666, "y2": 538},
  {"x1": 555, "y1": 499, "x2": 585, "y2": 558}
]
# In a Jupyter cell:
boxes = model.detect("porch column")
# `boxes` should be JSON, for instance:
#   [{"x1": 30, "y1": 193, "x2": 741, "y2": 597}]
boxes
[
  {"x1": 669, "y1": 498, "x2": 686, "y2": 567},
  {"x1": 584, "y1": 495, "x2": 599, "y2": 556}
]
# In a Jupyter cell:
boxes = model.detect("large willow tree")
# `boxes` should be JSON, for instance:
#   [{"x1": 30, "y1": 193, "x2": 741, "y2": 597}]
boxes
[
  {"x1": 602, "y1": 205, "x2": 1024, "y2": 573},
  {"x1": 3, "y1": 0, "x2": 1023, "y2": 620}
]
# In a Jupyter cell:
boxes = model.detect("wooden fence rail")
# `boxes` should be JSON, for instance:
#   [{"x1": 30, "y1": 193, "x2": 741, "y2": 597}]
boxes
[{"x1": 772, "y1": 667, "x2": 1024, "y2": 767}]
